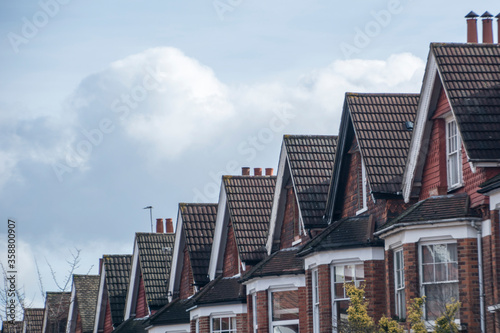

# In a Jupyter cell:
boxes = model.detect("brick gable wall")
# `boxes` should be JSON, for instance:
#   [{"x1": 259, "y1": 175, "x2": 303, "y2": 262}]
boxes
[
  {"x1": 179, "y1": 244, "x2": 194, "y2": 299},
  {"x1": 340, "y1": 138, "x2": 366, "y2": 218},
  {"x1": 223, "y1": 220, "x2": 240, "y2": 277},
  {"x1": 135, "y1": 274, "x2": 148, "y2": 318},
  {"x1": 280, "y1": 185, "x2": 300, "y2": 249},
  {"x1": 75, "y1": 312, "x2": 82, "y2": 333},
  {"x1": 103, "y1": 298, "x2": 113, "y2": 333}
]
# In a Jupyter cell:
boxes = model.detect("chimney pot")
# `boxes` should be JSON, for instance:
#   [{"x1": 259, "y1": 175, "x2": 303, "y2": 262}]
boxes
[
  {"x1": 466, "y1": 11, "x2": 479, "y2": 43},
  {"x1": 254, "y1": 168, "x2": 262, "y2": 176},
  {"x1": 166, "y1": 218, "x2": 174, "y2": 234},
  {"x1": 156, "y1": 218, "x2": 164, "y2": 233},
  {"x1": 242, "y1": 167, "x2": 250, "y2": 176},
  {"x1": 265, "y1": 168, "x2": 273, "y2": 176},
  {"x1": 481, "y1": 11, "x2": 494, "y2": 43}
]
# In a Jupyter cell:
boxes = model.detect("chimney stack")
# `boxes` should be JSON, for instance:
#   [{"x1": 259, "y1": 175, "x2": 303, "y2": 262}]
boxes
[
  {"x1": 466, "y1": 11, "x2": 478, "y2": 43},
  {"x1": 242, "y1": 167, "x2": 250, "y2": 176},
  {"x1": 99, "y1": 258, "x2": 103, "y2": 275},
  {"x1": 496, "y1": 13, "x2": 500, "y2": 44},
  {"x1": 156, "y1": 218, "x2": 164, "y2": 233},
  {"x1": 265, "y1": 168, "x2": 273, "y2": 176},
  {"x1": 481, "y1": 11, "x2": 494, "y2": 43},
  {"x1": 166, "y1": 218, "x2": 174, "y2": 234},
  {"x1": 254, "y1": 168, "x2": 262, "y2": 176}
]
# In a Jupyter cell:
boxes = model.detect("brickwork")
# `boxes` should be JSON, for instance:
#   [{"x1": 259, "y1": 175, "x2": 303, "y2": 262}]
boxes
[
  {"x1": 103, "y1": 299, "x2": 113, "y2": 333},
  {"x1": 304, "y1": 270, "x2": 313, "y2": 333},
  {"x1": 236, "y1": 313, "x2": 248, "y2": 333},
  {"x1": 179, "y1": 245, "x2": 194, "y2": 299},
  {"x1": 318, "y1": 265, "x2": 332, "y2": 332},
  {"x1": 280, "y1": 185, "x2": 300, "y2": 249},
  {"x1": 340, "y1": 139, "x2": 365, "y2": 218},
  {"x1": 457, "y1": 238, "x2": 480, "y2": 331},
  {"x1": 364, "y1": 260, "x2": 386, "y2": 322},
  {"x1": 255, "y1": 290, "x2": 268, "y2": 333},
  {"x1": 403, "y1": 243, "x2": 419, "y2": 325},
  {"x1": 384, "y1": 249, "x2": 395, "y2": 318},
  {"x1": 135, "y1": 274, "x2": 148, "y2": 318},
  {"x1": 191, "y1": 316, "x2": 210, "y2": 333},
  {"x1": 223, "y1": 220, "x2": 240, "y2": 277},
  {"x1": 247, "y1": 294, "x2": 254, "y2": 333},
  {"x1": 298, "y1": 286, "x2": 308, "y2": 333},
  {"x1": 75, "y1": 313, "x2": 82, "y2": 333}
]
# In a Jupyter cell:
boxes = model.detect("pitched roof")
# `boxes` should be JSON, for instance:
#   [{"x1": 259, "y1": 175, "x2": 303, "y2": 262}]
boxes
[
  {"x1": 297, "y1": 215, "x2": 381, "y2": 257},
  {"x1": 192, "y1": 276, "x2": 246, "y2": 306},
  {"x1": 102, "y1": 254, "x2": 132, "y2": 327},
  {"x1": 179, "y1": 203, "x2": 218, "y2": 287},
  {"x1": 45, "y1": 292, "x2": 71, "y2": 322},
  {"x1": 432, "y1": 43, "x2": 500, "y2": 161},
  {"x1": 284, "y1": 135, "x2": 337, "y2": 228},
  {"x1": 377, "y1": 193, "x2": 480, "y2": 234},
  {"x1": 1, "y1": 322, "x2": 22, "y2": 333},
  {"x1": 346, "y1": 93, "x2": 419, "y2": 194},
  {"x1": 113, "y1": 318, "x2": 147, "y2": 333},
  {"x1": 144, "y1": 298, "x2": 192, "y2": 326},
  {"x1": 478, "y1": 173, "x2": 500, "y2": 193},
  {"x1": 223, "y1": 176, "x2": 276, "y2": 263},
  {"x1": 136, "y1": 232, "x2": 175, "y2": 309},
  {"x1": 73, "y1": 275, "x2": 100, "y2": 333},
  {"x1": 23, "y1": 308, "x2": 44, "y2": 333},
  {"x1": 240, "y1": 247, "x2": 304, "y2": 282}
]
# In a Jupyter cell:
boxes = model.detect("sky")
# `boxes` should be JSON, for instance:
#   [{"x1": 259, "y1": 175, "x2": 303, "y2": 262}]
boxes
[{"x1": 0, "y1": 0, "x2": 498, "y2": 310}]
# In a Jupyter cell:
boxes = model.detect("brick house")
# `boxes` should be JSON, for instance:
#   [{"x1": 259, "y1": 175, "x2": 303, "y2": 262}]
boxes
[
  {"x1": 123, "y1": 224, "x2": 175, "y2": 320},
  {"x1": 41, "y1": 292, "x2": 71, "y2": 333},
  {"x1": 94, "y1": 255, "x2": 132, "y2": 333},
  {"x1": 66, "y1": 275, "x2": 100, "y2": 333},
  {"x1": 23, "y1": 308, "x2": 44, "y2": 333},
  {"x1": 376, "y1": 19, "x2": 500, "y2": 331}
]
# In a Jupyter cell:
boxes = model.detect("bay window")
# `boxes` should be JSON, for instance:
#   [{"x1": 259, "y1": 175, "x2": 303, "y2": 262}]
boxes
[
  {"x1": 211, "y1": 316, "x2": 236, "y2": 333},
  {"x1": 269, "y1": 289, "x2": 299, "y2": 333},
  {"x1": 332, "y1": 264, "x2": 364, "y2": 329},
  {"x1": 420, "y1": 243, "x2": 459, "y2": 320}
]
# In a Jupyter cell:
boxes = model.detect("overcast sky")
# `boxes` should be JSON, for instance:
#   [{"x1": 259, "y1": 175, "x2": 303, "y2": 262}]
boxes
[{"x1": 1, "y1": 0, "x2": 498, "y2": 309}]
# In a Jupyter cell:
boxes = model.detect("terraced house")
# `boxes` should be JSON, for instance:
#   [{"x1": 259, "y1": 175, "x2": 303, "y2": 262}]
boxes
[{"x1": 13, "y1": 11, "x2": 500, "y2": 333}]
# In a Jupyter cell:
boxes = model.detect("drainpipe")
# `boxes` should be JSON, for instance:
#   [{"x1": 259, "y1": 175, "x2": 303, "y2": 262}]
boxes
[{"x1": 471, "y1": 221, "x2": 485, "y2": 333}]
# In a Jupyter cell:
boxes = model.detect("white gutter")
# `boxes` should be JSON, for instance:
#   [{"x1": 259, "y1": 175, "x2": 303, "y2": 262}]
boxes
[{"x1": 471, "y1": 221, "x2": 485, "y2": 333}]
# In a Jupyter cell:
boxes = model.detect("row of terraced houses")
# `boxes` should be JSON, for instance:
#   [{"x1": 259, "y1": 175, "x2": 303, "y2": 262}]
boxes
[{"x1": 4, "y1": 12, "x2": 500, "y2": 333}]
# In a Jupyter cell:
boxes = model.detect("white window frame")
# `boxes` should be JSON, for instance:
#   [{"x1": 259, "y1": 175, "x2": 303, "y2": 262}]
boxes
[
  {"x1": 331, "y1": 263, "x2": 364, "y2": 331},
  {"x1": 252, "y1": 293, "x2": 257, "y2": 333},
  {"x1": 446, "y1": 118, "x2": 463, "y2": 190},
  {"x1": 195, "y1": 318, "x2": 199, "y2": 333},
  {"x1": 394, "y1": 249, "x2": 405, "y2": 320},
  {"x1": 312, "y1": 269, "x2": 320, "y2": 333},
  {"x1": 210, "y1": 315, "x2": 237, "y2": 333},
  {"x1": 356, "y1": 159, "x2": 368, "y2": 215},
  {"x1": 418, "y1": 241, "x2": 459, "y2": 324},
  {"x1": 268, "y1": 287, "x2": 300, "y2": 333}
]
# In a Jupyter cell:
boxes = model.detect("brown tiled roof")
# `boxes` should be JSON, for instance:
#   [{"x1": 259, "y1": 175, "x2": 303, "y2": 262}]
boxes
[
  {"x1": 113, "y1": 318, "x2": 147, "y2": 333},
  {"x1": 284, "y1": 135, "x2": 337, "y2": 228},
  {"x1": 102, "y1": 254, "x2": 132, "y2": 327},
  {"x1": 297, "y1": 215, "x2": 381, "y2": 257},
  {"x1": 377, "y1": 193, "x2": 479, "y2": 233},
  {"x1": 347, "y1": 93, "x2": 419, "y2": 194},
  {"x1": 44, "y1": 292, "x2": 71, "y2": 332},
  {"x1": 432, "y1": 43, "x2": 500, "y2": 161},
  {"x1": 478, "y1": 172, "x2": 500, "y2": 193},
  {"x1": 73, "y1": 275, "x2": 99, "y2": 333},
  {"x1": 102, "y1": 256, "x2": 131, "y2": 326},
  {"x1": 23, "y1": 308, "x2": 44, "y2": 333},
  {"x1": 223, "y1": 176, "x2": 276, "y2": 263},
  {"x1": 240, "y1": 247, "x2": 304, "y2": 282},
  {"x1": 136, "y1": 232, "x2": 175, "y2": 310},
  {"x1": 1, "y1": 322, "x2": 22, "y2": 333},
  {"x1": 193, "y1": 276, "x2": 246, "y2": 306},
  {"x1": 179, "y1": 203, "x2": 217, "y2": 287},
  {"x1": 145, "y1": 298, "x2": 192, "y2": 326}
]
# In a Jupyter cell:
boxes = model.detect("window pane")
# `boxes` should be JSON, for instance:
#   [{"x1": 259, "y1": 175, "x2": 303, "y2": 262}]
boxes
[
  {"x1": 423, "y1": 264, "x2": 434, "y2": 282},
  {"x1": 334, "y1": 266, "x2": 344, "y2": 282},
  {"x1": 448, "y1": 244, "x2": 457, "y2": 261},
  {"x1": 449, "y1": 262, "x2": 458, "y2": 281},
  {"x1": 230, "y1": 317, "x2": 236, "y2": 329},
  {"x1": 221, "y1": 317, "x2": 229, "y2": 330},
  {"x1": 213, "y1": 318, "x2": 220, "y2": 330},
  {"x1": 425, "y1": 283, "x2": 459, "y2": 320},
  {"x1": 435, "y1": 263, "x2": 447, "y2": 281},
  {"x1": 355, "y1": 264, "x2": 364, "y2": 280},
  {"x1": 273, "y1": 325, "x2": 299, "y2": 333},
  {"x1": 344, "y1": 265, "x2": 354, "y2": 282},
  {"x1": 423, "y1": 245, "x2": 434, "y2": 263},
  {"x1": 272, "y1": 290, "x2": 299, "y2": 321},
  {"x1": 334, "y1": 283, "x2": 344, "y2": 299},
  {"x1": 434, "y1": 244, "x2": 449, "y2": 263}
]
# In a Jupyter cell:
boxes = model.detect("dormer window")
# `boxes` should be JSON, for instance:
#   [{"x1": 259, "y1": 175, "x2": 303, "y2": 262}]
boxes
[{"x1": 446, "y1": 119, "x2": 462, "y2": 189}]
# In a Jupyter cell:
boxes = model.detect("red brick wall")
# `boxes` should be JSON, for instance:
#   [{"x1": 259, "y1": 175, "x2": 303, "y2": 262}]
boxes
[
  {"x1": 223, "y1": 220, "x2": 240, "y2": 277},
  {"x1": 403, "y1": 243, "x2": 419, "y2": 324},
  {"x1": 280, "y1": 185, "x2": 300, "y2": 249},
  {"x1": 75, "y1": 312, "x2": 82, "y2": 333},
  {"x1": 340, "y1": 138, "x2": 365, "y2": 218},
  {"x1": 247, "y1": 294, "x2": 254, "y2": 333},
  {"x1": 364, "y1": 260, "x2": 386, "y2": 322},
  {"x1": 135, "y1": 274, "x2": 148, "y2": 318},
  {"x1": 318, "y1": 265, "x2": 332, "y2": 332},
  {"x1": 384, "y1": 249, "x2": 396, "y2": 318},
  {"x1": 298, "y1": 286, "x2": 308, "y2": 333},
  {"x1": 191, "y1": 316, "x2": 210, "y2": 333},
  {"x1": 103, "y1": 298, "x2": 113, "y2": 333},
  {"x1": 304, "y1": 270, "x2": 313, "y2": 333},
  {"x1": 255, "y1": 290, "x2": 268, "y2": 333},
  {"x1": 179, "y1": 244, "x2": 194, "y2": 299},
  {"x1": 457, "y1": 238, "x2": 480, "y2": 330},
  {"x1": 236, "y1": 313, "x2": 248, "y2": 333}
]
